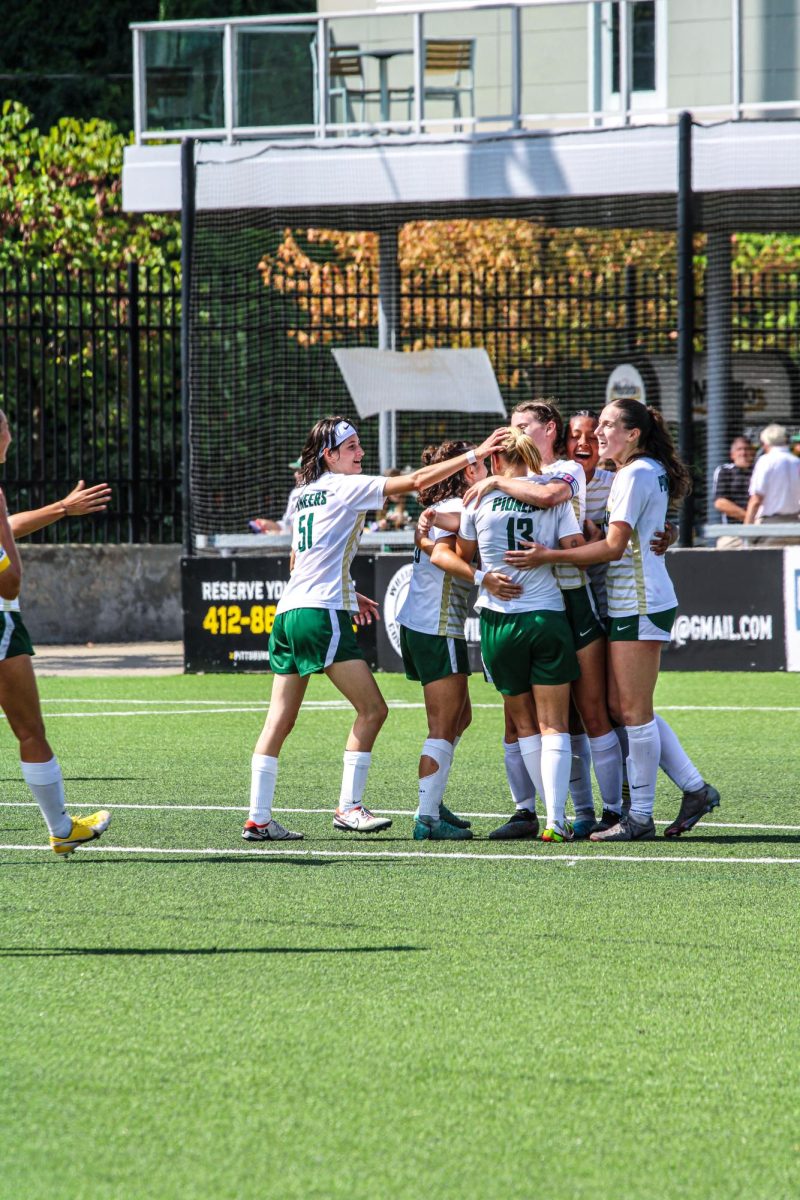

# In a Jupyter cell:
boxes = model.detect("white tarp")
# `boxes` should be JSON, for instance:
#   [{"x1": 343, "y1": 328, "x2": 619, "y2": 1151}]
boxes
[{"x1": 332, "y1": 348, "x2": 507, "y2": 419}]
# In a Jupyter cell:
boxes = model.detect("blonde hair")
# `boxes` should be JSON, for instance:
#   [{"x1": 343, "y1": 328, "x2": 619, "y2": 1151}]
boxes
[{"x1": 495, "y1": 426, "x2": 542, "y2": 475}]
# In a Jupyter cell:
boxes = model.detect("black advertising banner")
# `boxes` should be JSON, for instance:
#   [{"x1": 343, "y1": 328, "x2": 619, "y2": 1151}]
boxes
[
  {"x1": 184, "y1": 548, "x2": 787, "y2": 674},
  {"x1": 182, "y1": 556, "x2": 377, "y2": 672},
  {"x1": 663, "y1": 549, "x2": 785, "y2": 671}
]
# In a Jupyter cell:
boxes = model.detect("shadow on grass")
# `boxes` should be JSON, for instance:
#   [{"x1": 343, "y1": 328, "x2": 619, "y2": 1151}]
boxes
[
  {"x1": 0, "y1": 944, "x2": 424, "y2": 958},
  {"x1": 0, "y1": 855, "x2": 421, "y2": 869},
  {"x1": 0, "y1": 776, "x2": 147, "y2": 783}
]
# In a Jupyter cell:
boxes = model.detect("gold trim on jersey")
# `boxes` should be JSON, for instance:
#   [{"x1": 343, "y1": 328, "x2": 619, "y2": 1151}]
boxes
[
  {"x1": 437, "y1": 572, "x2": 453, "y2": 637},
  {"x1": 630, "y1": 529, "x2": 647, "y2": 613},
  {"x1": 341, "y1": 513, "x2": 364, "y2": 610}
]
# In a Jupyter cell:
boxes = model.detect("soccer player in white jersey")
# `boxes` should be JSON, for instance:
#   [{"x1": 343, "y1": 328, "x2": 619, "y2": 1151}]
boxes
[
  {"x1": 513, "y1": 399, "x2": 720, "y2": 841},
  {"x1": 242, "y1": 415, "x2": 506, "y2": 843},
  {"x1": 0, "y1": 409, "x2": 112, "y2": 856},
  {"x1": 400, "y1": 440, "x2": 523, "y2": 842},
  {"x1": 565, "y1": 409, "x2": 714, "y2": 837},
  {"x1": 451, "y1": 426, "x2": 583, "y2": 842},
  {"x1": 465, "y1": 400, "x2": 622, "y2": 840}
]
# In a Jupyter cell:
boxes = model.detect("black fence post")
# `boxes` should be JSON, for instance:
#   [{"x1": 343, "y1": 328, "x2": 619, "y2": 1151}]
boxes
[
  {"x1": 127, "y1": 261, "x2": 141, "y2": 542},
  {"x1": 181, "y1": 138, "x2": 196, "y2": 557},
  {"x1": 677, "y1": 111, "x2": 695, "y2": 546}
]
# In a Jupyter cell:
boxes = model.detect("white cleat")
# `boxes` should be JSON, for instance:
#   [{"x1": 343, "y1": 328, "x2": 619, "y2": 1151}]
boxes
[{"x1": 332, "y1": 805, "x2": 392, "y2": 834}]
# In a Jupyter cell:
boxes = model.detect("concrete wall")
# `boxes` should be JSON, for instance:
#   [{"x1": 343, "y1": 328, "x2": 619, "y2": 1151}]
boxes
[{"x1": 17, "y1": 545, "x2": 182, "y2": 644}]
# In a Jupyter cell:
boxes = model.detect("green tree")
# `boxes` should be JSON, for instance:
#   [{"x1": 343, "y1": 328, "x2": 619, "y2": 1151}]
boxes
[{"x1": 0, "y1": 101, "x2": 180, "y2": 270}]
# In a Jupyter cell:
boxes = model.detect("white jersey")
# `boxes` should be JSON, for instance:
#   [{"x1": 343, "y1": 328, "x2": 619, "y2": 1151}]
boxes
[
  {"x1": 276, "y1": 471, "x2": 386, "y2": 615},
  {"x1": 459, "y1": 486, "x2": 580, "y2": 614},
  {"x1": 605, "y1": 457, "x2": 677, "y2": 617},
  {"x1": 397, "y1": 497, "x2": 472, "y2": 639},
  {"x1": 544, "y1": 458, "x2": 586, "y2": 591},
  {"x1": 584, "y1": 467, "x2": 615, "y2": 621}
]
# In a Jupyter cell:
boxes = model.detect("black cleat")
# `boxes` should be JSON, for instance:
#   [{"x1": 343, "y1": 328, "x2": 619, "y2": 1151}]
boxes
[
  {"x1": 664, "y1": 782, "x2": 720, "y2": 838},
  {"x1": 488, "y1": 809, "x2": 539, "y2": 840}
]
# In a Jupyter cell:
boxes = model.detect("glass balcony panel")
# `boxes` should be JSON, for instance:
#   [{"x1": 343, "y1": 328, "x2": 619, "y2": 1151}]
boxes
[
  {"x1": 520, "y1": 3, "x2": 588, "y2": 129},
  {"x1": 419, "y1": 10, "x2": 512, "y2": 132},
  {"x1": 742, "y1": 0, "x2": 800, "y2": 116},
  {"x1": 144, "y1": 29, "x2": 224, "y2": 132},
  {"x1": 323, "y1": 14, "x2": 414, "y2": 129},
  {"x1": 237, "y1": 26, "x2": 317, "y2": 129}
]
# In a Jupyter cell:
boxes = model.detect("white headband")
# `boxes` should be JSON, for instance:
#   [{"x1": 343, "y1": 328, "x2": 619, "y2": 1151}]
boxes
[{"x1": 320, "y1": 420, "x2": 358, "y2": 458}]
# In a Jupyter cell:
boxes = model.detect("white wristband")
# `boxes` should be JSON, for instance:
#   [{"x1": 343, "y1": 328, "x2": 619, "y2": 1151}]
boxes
[
  {"x1": 473, "y1": 569, "x2": 486, "y2": 587},
  {"x1": 466, "y1": 450, "x2": 477, "y2": 465}
]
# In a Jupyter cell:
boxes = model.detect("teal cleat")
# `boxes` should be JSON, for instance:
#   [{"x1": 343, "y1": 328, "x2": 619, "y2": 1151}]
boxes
[
  {"x1": 413, "y1": 816, "x2": 473, "y2": 841},
  {"x1": 439, "y1": 804, "x2": 471, "y2": 830},
  {"x1": 571, "y1": 813, "x2": 597, "y2": 839}
]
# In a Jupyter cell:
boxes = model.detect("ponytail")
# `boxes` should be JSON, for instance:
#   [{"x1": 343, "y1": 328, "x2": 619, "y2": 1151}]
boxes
[
  {"x1": 610, "y1": 400, "x2": 692, "y2": 503},
  {"x1": 495, "y1": 426, "x2": 542, "y2": 476}
]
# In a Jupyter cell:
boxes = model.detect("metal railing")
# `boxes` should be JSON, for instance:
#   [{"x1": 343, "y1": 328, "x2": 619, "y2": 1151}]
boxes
[
  {"x1": 131, "y1": 0, "x2": 800, "y2": 144},
  {"x1": 0, "y1": 265, "x2": 181, "y2": 543}
]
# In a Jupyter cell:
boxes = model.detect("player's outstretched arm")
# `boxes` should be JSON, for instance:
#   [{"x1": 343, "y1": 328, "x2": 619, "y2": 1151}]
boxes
[{"x1": 10, "y1": 480, "x2": 111, "y2": 538}]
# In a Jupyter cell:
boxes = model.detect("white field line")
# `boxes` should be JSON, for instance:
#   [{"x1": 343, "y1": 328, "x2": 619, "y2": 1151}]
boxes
[
  {"x1": 1, "y1": 800, "x2": 798, "y2": 832},
  {"x1": 1, "y1": 842, "x2": 798, "y2": 866},
  {"x1": 14, "y1": 699, "x2": 800, "y2": 720}
]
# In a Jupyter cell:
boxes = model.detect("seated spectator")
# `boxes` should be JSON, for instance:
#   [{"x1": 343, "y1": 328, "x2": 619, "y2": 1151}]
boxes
[
  {"x1": 712, "y1": 435, "x2": 755, "y2": 548},
  {"x1": 370, "y1": 467, "x2": 411, "y2": 532},
  {"x1": 744, "y1": 424, "x2": 800, "y2": 545},
  {"x1": 249, "y1": 459, "x2": 303, "y2": 534}
]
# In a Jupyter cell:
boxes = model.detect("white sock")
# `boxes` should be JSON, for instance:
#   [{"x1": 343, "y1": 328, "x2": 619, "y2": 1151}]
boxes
[
  {"x1": 21, "y1": 757, "x2": 71, "y2": 838},
  {"x1": 249, "y1": 754, "x2": 278, "y2": 824},
  {"x1": 626, "y1": 721, "x2": 661, "y2": 819},
  {"x1": 504, "y1": 738, "x2": 537, "y2": 814},
  {"x1": 655, "y1": 714, "x2": 703, "y2": 792},
  {"x1": 588, "y1": 731, "x2": 623, "y2": 814},
  {"x1": 339, "y1": 750, "x2": 372, "y2": 811},
  {"x1": 540, "y1": 733, "x2": 572, "y2": 829},
  {"x1": 417, "y1": 739, "x2": 454, "y2": 821},
  {"x1": 569, "y1": 733, "x2": 594, "y2": 817}
]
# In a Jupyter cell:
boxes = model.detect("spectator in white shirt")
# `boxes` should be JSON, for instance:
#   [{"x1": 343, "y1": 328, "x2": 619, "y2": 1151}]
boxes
[{"x1": 744, "y1": 424, "x2": 800, "y2": 545}]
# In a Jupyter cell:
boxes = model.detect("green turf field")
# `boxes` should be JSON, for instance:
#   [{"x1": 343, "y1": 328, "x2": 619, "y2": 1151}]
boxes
[{"x1": 2, "y1": 670, "x2": 799, "y2": 1199}]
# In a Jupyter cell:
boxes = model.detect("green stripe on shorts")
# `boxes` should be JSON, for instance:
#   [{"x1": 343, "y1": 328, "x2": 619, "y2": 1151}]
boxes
[
  {"x1": 400, "y1": 625, "x2": 470, "y2": 686},
  {"x1": 268, "y1": 608, "x2": 363, "y2": 676}
]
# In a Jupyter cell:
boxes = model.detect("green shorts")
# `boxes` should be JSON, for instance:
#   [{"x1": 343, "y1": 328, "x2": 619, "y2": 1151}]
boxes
[
  {"x1": 479, "y1": 608, "x2": 579, "y2": 695},
  {"x1": 400, "y1": 626, "x2": 471, "y2": 686},
  {"x1": 0, "y1": 612, "x2": 34, "y2": 661},
  {"x1": 562, "y1": 585, "x2": 605, "y2": 650},
  {"x1": 607, "y1": 607, "x2": 677, "y2": 643},
  {"x1": 268, "y1": 608, "x2": 363, "y2": 676}
]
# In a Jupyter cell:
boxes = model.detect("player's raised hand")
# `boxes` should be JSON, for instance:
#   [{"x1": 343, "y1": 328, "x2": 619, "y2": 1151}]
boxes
[
  {"x1": 483, "y1": 570, "x2": 523, "y2": 600},
  {"x1": 475, "y1": 427, "x2": 509, "y2": 461},
  {"x1": 61, "y1": 480, "x2": 111, "y2": 517},
  {"x1": 416, "y1": 507, "x2": 436, "y2": 538}
]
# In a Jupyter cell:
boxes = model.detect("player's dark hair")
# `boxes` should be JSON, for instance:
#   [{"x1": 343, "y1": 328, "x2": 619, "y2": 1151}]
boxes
[
  {"x1": 419, "y1": 440, "x2": 474, "y2": 506},
  {"x1": 511, "y1": 398, "x2": 567, "y2": 455},
  {"x1": 299, "y1": 415, "x2": 352, "y2": 484},
  {"x1": 610, "y1": 399, "x2": 692, "y2": 502},
  {"x1": 572, "y1": 408, "x2": 600, "y2": 423}
]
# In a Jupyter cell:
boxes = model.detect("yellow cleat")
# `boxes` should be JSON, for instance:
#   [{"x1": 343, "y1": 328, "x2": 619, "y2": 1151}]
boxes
[{"x1": 50, "y1": 810, "x2": 112, "y2": 857}]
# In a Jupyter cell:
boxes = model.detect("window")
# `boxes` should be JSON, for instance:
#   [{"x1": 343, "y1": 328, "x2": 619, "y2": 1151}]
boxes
[{"x1": 594, "y1": 0, "x2": 666, "y2": 116}]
